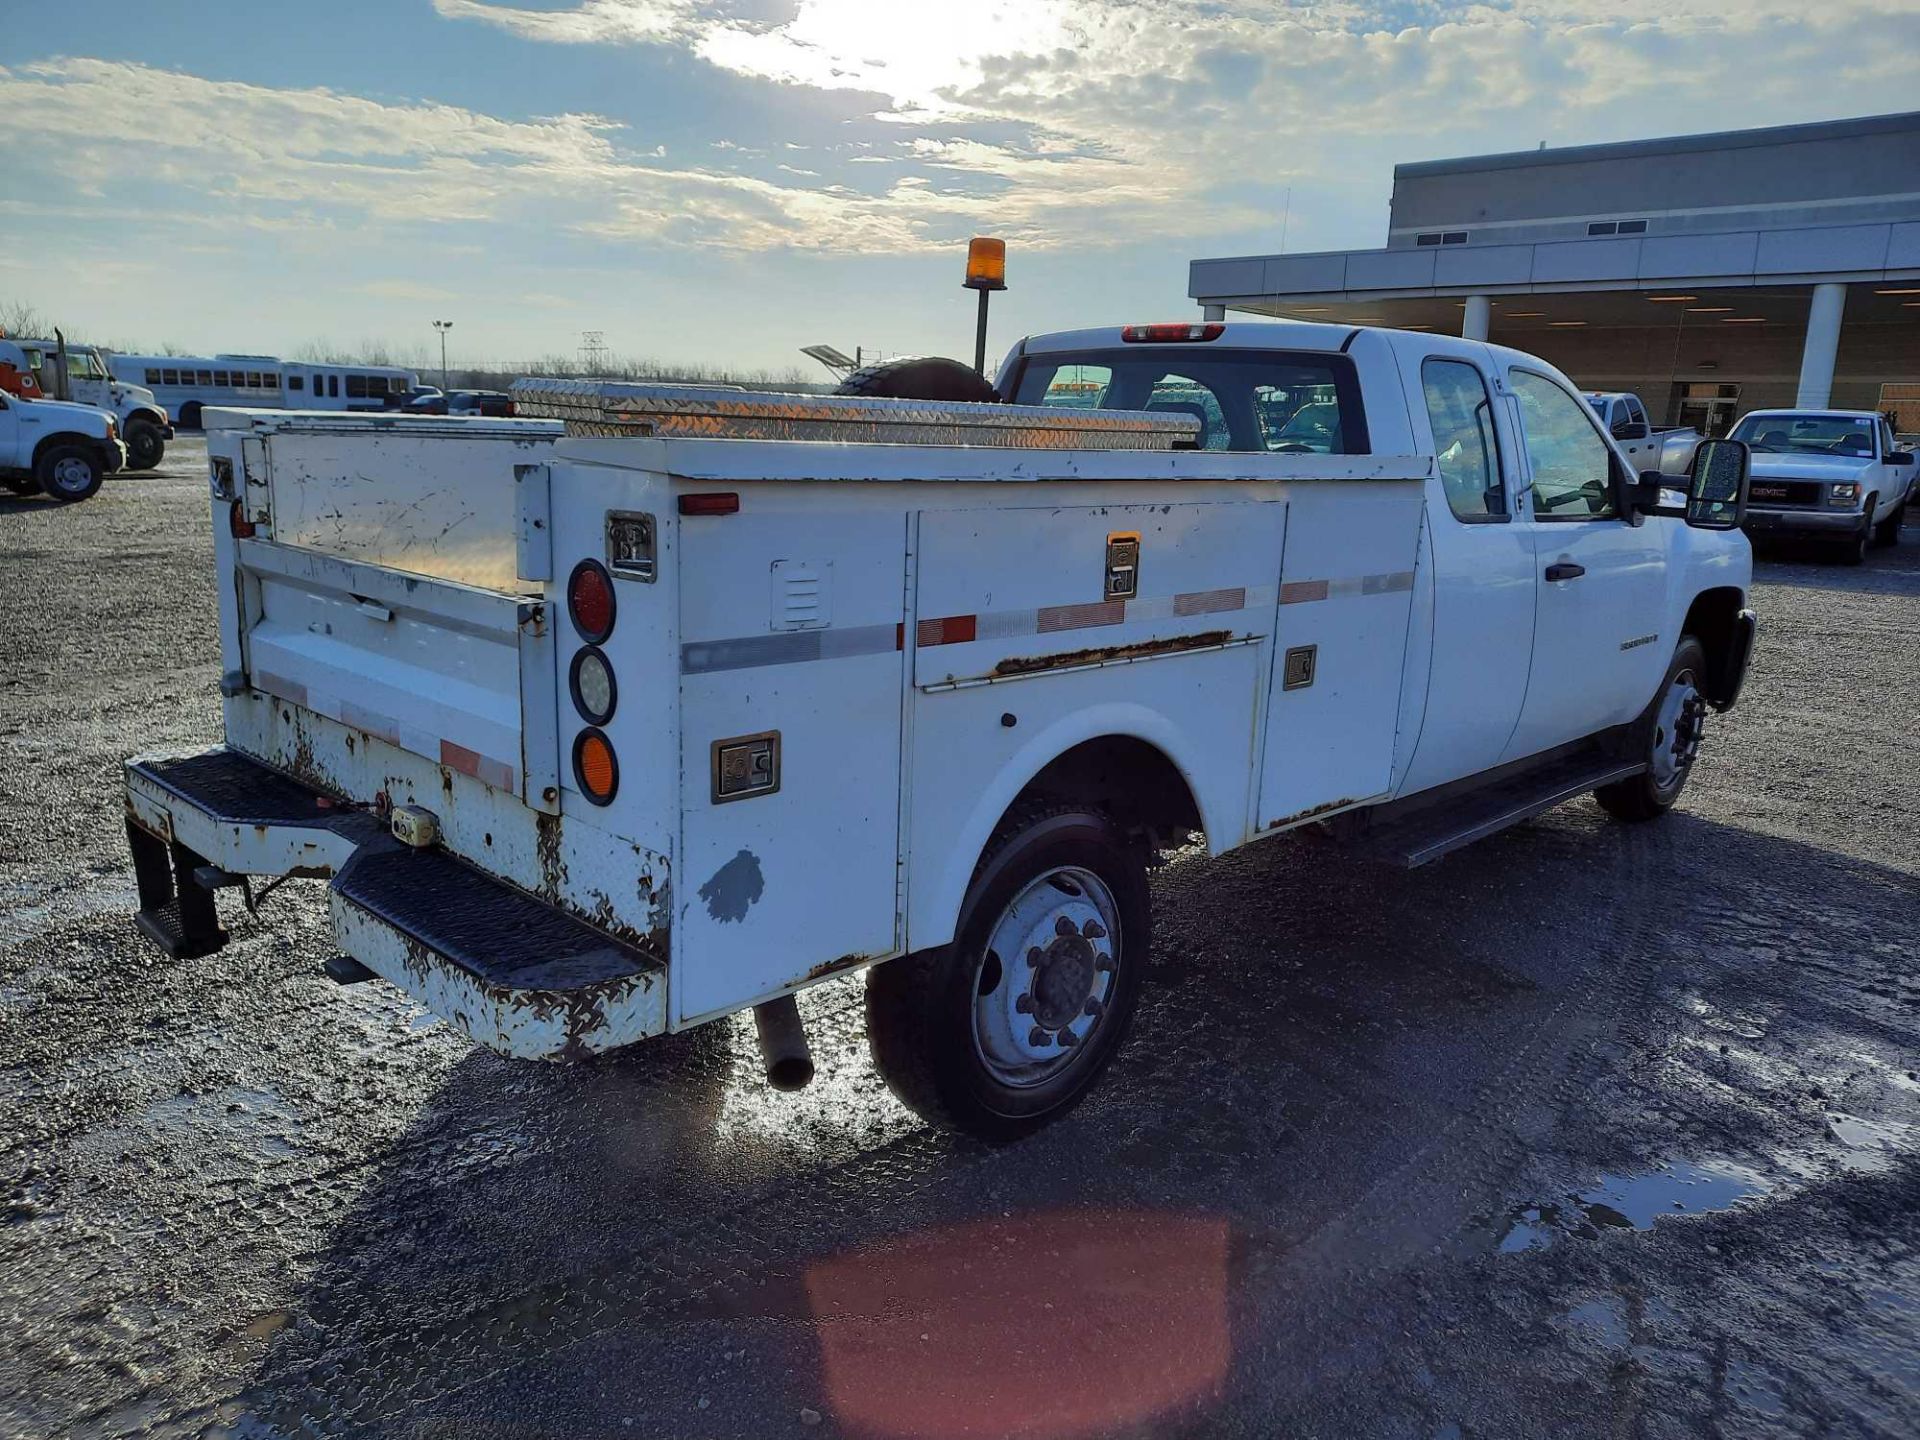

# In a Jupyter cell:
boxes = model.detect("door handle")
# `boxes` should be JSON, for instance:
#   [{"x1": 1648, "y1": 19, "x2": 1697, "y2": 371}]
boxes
[{"x1": 1544, "y1": 562, "x2": 1586, "y2": 582}]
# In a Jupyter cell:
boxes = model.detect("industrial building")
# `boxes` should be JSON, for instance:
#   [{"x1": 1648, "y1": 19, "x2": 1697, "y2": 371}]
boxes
[{"x1": 1189, "y1": 112, "x2": 1920, "y2": 434}]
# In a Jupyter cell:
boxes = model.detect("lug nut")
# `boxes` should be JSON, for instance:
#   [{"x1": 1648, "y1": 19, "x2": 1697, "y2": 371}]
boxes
[
  {"x1": 1084, "y1": 998, "x2": 1103, "y2": 1018},
  {"x1": 1015, "y1": 993, "x2": 1034, "y2": 1015},
  {"x1": 1095, "y1": 954, "x2": 1116, "y2": 973},
  {"x1": 1028, "y1": 1026, "x2": 1049, "y2": 1048},
  {"x1": 1057, "y1": 1029, "x2": 1078, "y2": 1048}
]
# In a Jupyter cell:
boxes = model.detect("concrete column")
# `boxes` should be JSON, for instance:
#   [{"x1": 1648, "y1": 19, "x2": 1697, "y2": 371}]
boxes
[
  {"x1": 1461, "y1": 294, "x2": 1491, "y2": 341},
  {"x1": 1795, "y1": 283, "x2": 1846, "y2": 408},
  {"x1": 1201, "y1": 304, "x2": 1226, "y2": 322}
]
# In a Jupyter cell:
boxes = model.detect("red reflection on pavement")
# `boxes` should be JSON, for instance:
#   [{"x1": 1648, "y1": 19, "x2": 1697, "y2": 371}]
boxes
[{"x1": 805, "y1": 1209, "x2": 1230, "y2": 1440}]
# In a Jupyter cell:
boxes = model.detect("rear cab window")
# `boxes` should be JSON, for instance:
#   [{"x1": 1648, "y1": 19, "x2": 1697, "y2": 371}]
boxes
[{"x1": 1011, "y1": 348, "x2": 1369, "y2": 454}]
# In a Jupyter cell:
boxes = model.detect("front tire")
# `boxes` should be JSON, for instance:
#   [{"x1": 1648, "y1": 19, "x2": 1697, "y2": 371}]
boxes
[
  {"x1": 33, "y1": 444, "x2": 105, "y2": 503},
  {"x1": 866, "y1": 804, "x2": 1149, "y2": 1139},
  {"x1": 124, "y1": 419, "x2": 166, "y2": 471},
  {"x1": 1595, "y1": 636, "x2": 1709, "y2": 823},
  {"x1": 1872, "y1": 501, "x2": 1903, "y2": 548}
]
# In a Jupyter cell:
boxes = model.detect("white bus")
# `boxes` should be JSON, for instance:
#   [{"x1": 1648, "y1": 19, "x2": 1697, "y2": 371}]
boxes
[{"x1": 106, "y1": 354, "x2": 419, "y2": 427}]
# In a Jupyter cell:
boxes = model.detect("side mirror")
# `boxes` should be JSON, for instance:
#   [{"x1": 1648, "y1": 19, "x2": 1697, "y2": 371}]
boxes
[
  {"x1": 1685, "y1": 438, "x2": 1748, "y2": 530},
  {"x1": 1612, "y1": 421, "x2": 1649, "y2": 441},
  {"x1": 1886, "y1": 449, "x2": 1915, "y2": 467}
]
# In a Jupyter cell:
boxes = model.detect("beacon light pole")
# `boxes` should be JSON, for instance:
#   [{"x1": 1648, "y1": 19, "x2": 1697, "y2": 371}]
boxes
[{"x1": 964, "y1": 237, "x2": 1007, "y2": 377}]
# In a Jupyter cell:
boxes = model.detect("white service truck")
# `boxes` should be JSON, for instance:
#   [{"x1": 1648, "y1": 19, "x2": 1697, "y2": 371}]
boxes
[
  {"x1": 1728, "y1": 408, "x2": 1917, "y2": 563},
  {"x1": 0, "y1": 387, "x2": 126, "y2": 501},
  {"x1": 0, "y1": 334, "x2": 172, "y2": 470},
  {"x1": 121, "y1": 323, "x2": 1756, "y2": 1138},
  {"x1": 1584, "y1": 391, "x2": 1701, "y2": 476}
]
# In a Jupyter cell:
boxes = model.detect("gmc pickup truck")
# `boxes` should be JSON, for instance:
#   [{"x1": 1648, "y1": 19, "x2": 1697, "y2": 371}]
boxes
[
  {"x1": 121, "y1": 322, "x2": 1755, "y2": 1138},
  {"x1": 1729, "y1": 408, "x2": 1916, "y2": 563},
  {"x1": 0, "y1": 388, "x2": 125, "y2": 502}
]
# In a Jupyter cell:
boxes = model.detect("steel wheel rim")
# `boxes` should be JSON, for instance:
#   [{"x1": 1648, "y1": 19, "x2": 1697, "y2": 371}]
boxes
[
  {"x1": 1651, "y1": 665, "x2": 1706, "y2": 789},
  {"x1": 970, "y1": 865, "x2": 1122, "y2": 1088},
  {"x1": 51, "y1": 456, "x2": 93, "y2": 494}
]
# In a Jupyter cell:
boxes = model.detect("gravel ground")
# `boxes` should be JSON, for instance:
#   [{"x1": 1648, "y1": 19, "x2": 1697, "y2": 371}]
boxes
[{"x1": 2, "y1": 438, "x2": 1916, "y2": 1440}]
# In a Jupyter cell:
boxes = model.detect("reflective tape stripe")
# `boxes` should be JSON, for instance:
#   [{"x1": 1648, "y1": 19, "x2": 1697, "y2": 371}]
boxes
[
  {"x1": 678, "y1": 580, "x2": 1298, "y2": 675},
  {"x1": 1281, "y1": 569, "x2": 1414, "y2": 604}
]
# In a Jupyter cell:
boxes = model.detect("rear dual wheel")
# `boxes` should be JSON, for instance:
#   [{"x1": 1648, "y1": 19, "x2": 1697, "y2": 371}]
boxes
[{"x1": 866, "y1": 805, "x2": 1148, "y2": 1140}]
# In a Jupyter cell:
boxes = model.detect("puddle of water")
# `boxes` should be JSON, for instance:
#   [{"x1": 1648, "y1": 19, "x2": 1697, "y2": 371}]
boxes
[
  {"x1": 1576, "y1": 1158, "x2": 1773, "y2": 1230},
  {"x1": 1500, "y1": 1157, "x2": 1773, "y2": 1251}
]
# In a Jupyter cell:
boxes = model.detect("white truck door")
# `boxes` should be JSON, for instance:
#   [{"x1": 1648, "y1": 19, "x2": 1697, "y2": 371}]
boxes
[
  {"x1": 1503, "y1": 366, "x2": 1668, "y2": 763},
  {"x1": 1394, "y1": 350, "x2": 1536, "y2": 796}
]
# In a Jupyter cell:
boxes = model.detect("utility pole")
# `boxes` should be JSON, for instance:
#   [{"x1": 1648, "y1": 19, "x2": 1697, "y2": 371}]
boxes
[
  {"x1": 579, "y1": 330, "x2": 610, "y2": 373},
  {"x1": 431, "y1": 320, "x2": 453, "y2": 389}
]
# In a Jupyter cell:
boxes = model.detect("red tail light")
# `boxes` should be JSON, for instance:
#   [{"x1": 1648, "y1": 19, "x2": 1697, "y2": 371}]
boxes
[
  {"x1": 1121, "y1": 323, "x2": 1225, "y2": 343},
  {"x1": 229, "y1": 500, "x2": 256, "y2": 539},
  {"x1": 567, "y1": 559, "x2": 616, "y2": 643},
  {"x1": 678, "y1": 492, "x2": 739, "y2": 516}
]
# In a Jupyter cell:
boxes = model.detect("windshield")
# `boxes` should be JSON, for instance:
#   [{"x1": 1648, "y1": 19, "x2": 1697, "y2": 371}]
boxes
[
  {"x1": 1586, "y1": 396, "x2": 1607, "y2": 417},
  {"x1": 1730, "y1": 413, "x2": 1877, "y2": 458},
  {"x1": 1011, "y1": 348, "x2": 1367, "y2": 454}
]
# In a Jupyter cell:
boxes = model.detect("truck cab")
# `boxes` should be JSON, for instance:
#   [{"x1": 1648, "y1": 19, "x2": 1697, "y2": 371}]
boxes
[{"x1": 1583, "y1": 390, "x2": 1701, "y2": 475}]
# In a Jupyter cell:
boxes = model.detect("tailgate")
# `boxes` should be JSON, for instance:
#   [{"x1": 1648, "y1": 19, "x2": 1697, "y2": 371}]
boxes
[
  {"x1": 237, "y1": 541, "x2": 557, "y2": 810},
  {"x1": 216, "y1": 415, "x2": 562, "y2": 813}
]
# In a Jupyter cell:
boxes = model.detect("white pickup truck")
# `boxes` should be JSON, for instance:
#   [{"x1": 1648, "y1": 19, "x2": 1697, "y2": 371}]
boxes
[
  {"x1": 1584, "y1": 391, "x2": 1701, "y2": 476},
  {"x1": 1727, "y1": 408, "x2": 1917, "y2": 563},
  {"x1": 0, "y1": 388, "x2": 126, "y2": 502},
  {"x1": 121, "y1": 323, "x2": 1756, "y2": 1137}
]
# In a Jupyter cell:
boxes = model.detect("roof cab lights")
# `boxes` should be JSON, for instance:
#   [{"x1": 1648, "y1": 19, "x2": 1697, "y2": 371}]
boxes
[{"x1": 1121, "y1": 323, "x2": 1226, "y2": 344}]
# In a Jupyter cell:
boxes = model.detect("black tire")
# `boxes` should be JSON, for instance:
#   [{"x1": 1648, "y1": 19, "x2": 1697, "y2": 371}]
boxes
[
  {"x1": 2, "y1": 476, "x2": 40, "y2": 496},
  {"x1": 33, "y1": 444, "x2": 105, "y2": 503},
  {"x1": 1595, "y1": 636, "x2": 1709, "y2": 823},
  {"x1": 833, "y1": 355, "x2": 1000, "y2": 404},
  {"x1": 1837, "y1": 501, "x2": 1874, "y2": 564},
  {"x1": 179, "y1": 402, "x2": 204, "y2": 430},
  {"x1": 124, "y1": 419, "x2": 165, "y2": 471},
  {"x1": 865, "y1": 803, "x2": 1149, "y2": 1139},
  {"x1": 1871, "y1": 502, "x2": 1903, "y2": 548}
]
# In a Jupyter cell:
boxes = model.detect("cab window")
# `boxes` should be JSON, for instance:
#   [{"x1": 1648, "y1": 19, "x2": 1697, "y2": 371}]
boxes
[
  {"x1": 1420, "y1": 359, "x2": 1505, "y2": 520},
  {"x1": 1511, "y1": 369, "x2": 1618, "y2": 519}
]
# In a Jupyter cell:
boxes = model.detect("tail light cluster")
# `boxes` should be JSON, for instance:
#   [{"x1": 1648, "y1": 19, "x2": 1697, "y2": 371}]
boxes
[{"x1": 566, "y1": 560, "x2": 619, "y2": 805}]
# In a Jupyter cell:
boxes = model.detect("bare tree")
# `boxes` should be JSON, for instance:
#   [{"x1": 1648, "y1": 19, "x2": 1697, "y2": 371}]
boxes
[{"x1": 0, "y1": 299, "x2": 51, "y2": 337}]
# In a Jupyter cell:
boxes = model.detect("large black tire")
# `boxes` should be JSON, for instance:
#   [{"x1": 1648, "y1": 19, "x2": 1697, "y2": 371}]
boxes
[
  {"x1": 1595, "y1": 636, "x2": 1709, "y2": 823},
  {"x1": 866, "y1": 804, "x2": 1149, "y2": 1140},
  {"x1": 833, "y1": 355, "x2": 1000, "y2": 404},
  {"x1": 33, "y1": 444, "x2": 105, "y2": 504},
  {"x1": 1837, "y1": 501, "x2": 1874, "y2": 565},
  {"x1": 1871, "y1": 501, "x2": 1903, "y2": 548},
  {"x1": 124, "y1": 418, "x2": 166, "y2": 471}
]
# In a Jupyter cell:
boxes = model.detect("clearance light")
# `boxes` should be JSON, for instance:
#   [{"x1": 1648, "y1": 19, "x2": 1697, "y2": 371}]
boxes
[
  {"x1": 574, "y1": 728, "x2": 619, "y2": 805},
  {"x1": 1120, "y1": 323, "x2": 1225, "y2": 343},
  {"x1": 567, "y1": 559, "x2": 616, "y2": 644},
  {"x1": 678, "y1": 492, "x2": 740, "y2": 516},
  {"x1": 229, "y1": 500, "x2": 255, "y2": 539},
  {"x1": 570, "y1": 646, "x2": 617, "y2": 725}
]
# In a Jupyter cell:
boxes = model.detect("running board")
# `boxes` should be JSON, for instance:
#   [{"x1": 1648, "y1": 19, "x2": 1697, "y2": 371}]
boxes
[{"x1": 1352, "y1": 754, "x2": 1646, "y2": 869}]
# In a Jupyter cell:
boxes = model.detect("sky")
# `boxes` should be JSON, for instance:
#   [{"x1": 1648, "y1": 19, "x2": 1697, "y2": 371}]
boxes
[{"x1": 4, "y1": 0, "x2": 1917, "y2": 374}]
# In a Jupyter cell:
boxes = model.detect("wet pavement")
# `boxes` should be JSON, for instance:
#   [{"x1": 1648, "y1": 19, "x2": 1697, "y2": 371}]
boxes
[{"x1": 2, "y1": 441, "x2": 1917, "y2": 1438}]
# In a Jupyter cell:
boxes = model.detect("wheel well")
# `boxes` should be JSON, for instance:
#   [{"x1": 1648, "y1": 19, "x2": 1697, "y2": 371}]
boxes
[
  {"x1": 31, "y1": 433, "x2": 97, "y2": 468},
  {"x1": 1008, "y1": 736, "x2": 1203, "y2": 849},
  {"x1": 180, "y1": 401, "x2": 204, "y2": 427},
  {"x1": 1682, "y1": 586, "x2": 1745, "y2": 705}
]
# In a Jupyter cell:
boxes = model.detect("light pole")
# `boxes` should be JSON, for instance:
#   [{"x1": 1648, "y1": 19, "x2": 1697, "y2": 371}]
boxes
[
  {"x1": 963, "y1": 237, "x2": 1006, "y2": 377},
  {"x1": 432, "y1": 320, "x2": 453, "y2": 390}
]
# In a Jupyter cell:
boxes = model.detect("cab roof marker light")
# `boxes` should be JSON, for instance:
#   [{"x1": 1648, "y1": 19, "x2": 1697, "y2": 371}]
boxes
[{"x1": 1120, "y1": 323, "x2": 1224, "y2": 343}]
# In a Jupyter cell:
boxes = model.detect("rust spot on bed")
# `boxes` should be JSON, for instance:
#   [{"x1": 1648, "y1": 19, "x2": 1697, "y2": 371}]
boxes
[
  {"x1": 992, "y1": 629, "x2": 1234, "y2": 679},
  {"x1": 805, "y1": 951, "x2": 876, "y2": 982}
]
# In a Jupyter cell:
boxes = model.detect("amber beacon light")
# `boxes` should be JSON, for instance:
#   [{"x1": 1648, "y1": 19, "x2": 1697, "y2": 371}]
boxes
[{"x1": 963, "y1": 236, "x2": 1008, "y2": 378}]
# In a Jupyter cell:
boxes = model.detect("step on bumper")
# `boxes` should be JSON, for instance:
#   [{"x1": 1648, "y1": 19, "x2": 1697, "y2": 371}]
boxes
[{"x1": 124, "y1": 747, "x2": 666, "y2": 1060}]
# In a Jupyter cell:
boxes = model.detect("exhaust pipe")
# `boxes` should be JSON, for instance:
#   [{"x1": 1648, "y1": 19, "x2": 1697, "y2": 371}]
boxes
[{"x1": 753, "y1": 995, "x2": 815, "y2": 1092}]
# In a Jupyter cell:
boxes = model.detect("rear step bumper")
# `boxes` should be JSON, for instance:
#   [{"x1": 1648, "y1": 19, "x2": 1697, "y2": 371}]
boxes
[{"x1": 124, "y1": 747, "x2": 666, "y2": 1060}]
